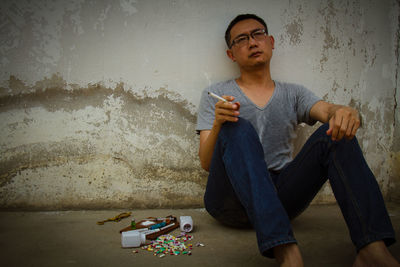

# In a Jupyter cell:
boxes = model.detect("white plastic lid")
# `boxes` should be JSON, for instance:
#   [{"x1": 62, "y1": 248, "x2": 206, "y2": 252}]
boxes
[{"x1": 140, "y1": 233, "x2": 146, "y2": 243}]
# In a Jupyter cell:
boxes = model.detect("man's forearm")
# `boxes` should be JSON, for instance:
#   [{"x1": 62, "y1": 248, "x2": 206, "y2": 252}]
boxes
[
  {"x1": 310, "y1": 100, "x2": 360, "y2": 140},
  {"x1": 198, "y1": 122, "x2": 222, "y2": 172},
  {"x1": 310, "y1": 101, "x2": 347, "y2": 123},
  {"x1": 198, "y1": 96, "x2": 240, "y2": 171}
]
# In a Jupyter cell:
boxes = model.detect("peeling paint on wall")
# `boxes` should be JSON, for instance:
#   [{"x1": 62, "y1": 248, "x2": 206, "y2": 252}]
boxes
[
  {"x1": 284, "y1": 18, "x2": 304, "y2": 46},
  {"x1": 0, "y1": 74, "x2": 206, "y2": 209},
  {"x1": 279, "y1": 1, "x2": 305, "y2": 46}
]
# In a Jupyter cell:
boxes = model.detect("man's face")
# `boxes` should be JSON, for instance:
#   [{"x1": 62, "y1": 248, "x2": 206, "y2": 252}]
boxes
[{"x1": 227, "y1": 19, "x2": 274, "y2": 70}]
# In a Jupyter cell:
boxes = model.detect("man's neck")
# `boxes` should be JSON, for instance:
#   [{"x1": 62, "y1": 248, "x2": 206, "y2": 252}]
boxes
[{"x1": 237, "y1": 65, "x2": 274, "y2": 90}]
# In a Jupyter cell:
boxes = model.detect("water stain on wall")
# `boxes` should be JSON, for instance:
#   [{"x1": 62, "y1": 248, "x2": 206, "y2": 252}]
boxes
[
  {"x1": 0, "y1": 74, "x2": 206, "y2": 210},
  {"x1": 280, "y1": 2, "x2": 305, "y2": 46},
  {"x1": 284, "y1": 18, "x2": 304, "y2": 46},
  {"x1": 318, "y1": 0, "x2": 340, "y2": 71}
]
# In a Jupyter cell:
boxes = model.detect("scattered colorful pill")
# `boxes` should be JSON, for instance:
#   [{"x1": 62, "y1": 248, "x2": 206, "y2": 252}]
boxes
[{"x1": 139, "y1": 233, "x2": 203, "y2": 257}]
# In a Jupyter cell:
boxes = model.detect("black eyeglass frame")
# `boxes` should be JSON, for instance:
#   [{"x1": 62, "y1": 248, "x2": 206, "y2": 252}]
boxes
[{"x1": 229, "y1": 28, "x2": 267, "y2": 48}]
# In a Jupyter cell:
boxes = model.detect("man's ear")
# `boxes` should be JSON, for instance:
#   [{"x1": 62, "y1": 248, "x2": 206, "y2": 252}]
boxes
[
  {"x1": 269, "y1": 35, "x2": 275, "y2": 49},
  {"x1": 227, "y1": 49, "x2": 236, "y2": 62}
]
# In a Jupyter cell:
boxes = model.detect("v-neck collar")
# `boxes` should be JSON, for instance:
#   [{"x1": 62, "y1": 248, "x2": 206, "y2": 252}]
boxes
[{"x1": 232, "y1": 79, "x2": 278, "y2": 110}]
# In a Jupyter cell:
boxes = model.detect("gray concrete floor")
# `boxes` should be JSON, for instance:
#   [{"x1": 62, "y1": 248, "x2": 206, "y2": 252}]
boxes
[{"x1": 0, "y1": 204, "x2": 399, "y2": 267}]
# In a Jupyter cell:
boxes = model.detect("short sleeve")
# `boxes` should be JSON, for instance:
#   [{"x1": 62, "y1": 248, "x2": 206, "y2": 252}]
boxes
[{"x1": 196, "y1": 88, "x2": 215, "y2": 134}]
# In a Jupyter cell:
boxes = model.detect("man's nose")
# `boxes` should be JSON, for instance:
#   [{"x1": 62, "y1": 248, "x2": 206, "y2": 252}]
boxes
[{"x1": 248, "y1": 36, "x2": 258, "y2": 46}]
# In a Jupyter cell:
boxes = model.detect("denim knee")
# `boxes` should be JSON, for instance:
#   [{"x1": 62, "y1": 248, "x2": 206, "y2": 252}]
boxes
[
  {"x1": 311, "y1": 123, "x2": 361, "y2": 148},
  {"x1": 222, "y1": 117, "x2": 254, "y2": 131},
  {"x1": 220, "y1": 118, "x2": 257, "y2": 141},
  {"x1": 314, "y1": 123, "x2": 330, "y2": 138}
]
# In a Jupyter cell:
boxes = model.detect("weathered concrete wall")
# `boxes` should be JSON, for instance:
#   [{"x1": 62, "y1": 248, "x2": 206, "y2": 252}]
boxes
[
  {"x1": 390, "y1": 0, "x2": 400, "y2": 203},
  {"x1": 0, "y1": 0, "x2": 399, "y2": 209}
]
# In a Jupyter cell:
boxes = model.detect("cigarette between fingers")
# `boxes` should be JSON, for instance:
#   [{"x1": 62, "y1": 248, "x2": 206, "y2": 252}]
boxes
[{"x1": 208, "y1": 92, "x2": 228, "y2": 102}]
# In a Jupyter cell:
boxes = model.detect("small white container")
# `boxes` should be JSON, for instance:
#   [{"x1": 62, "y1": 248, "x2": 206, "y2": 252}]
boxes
[
  {"x1": 121, "y1": 230, "x2": 146, "y2": 248},
  {"x1": 180, "y1": 216, "x2": 193, "y2": 232}
]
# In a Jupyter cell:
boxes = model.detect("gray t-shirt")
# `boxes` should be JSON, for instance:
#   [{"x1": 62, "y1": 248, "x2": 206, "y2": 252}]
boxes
[{"x1": 196, "y1": 79, "x2": 321, "y2": 171}]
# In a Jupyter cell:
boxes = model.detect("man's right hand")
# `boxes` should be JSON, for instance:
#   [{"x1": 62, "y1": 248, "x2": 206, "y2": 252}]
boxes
[{"x1": 214, "y1": 95, "x2": 241, "y2": 126}]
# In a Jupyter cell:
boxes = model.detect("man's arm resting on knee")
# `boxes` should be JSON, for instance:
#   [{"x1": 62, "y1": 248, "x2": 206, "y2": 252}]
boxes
[
  {"x1": 198, "y1": 96, "x2": 240, "y2": 171},
  {"x1": 310, "y1": 100, "x2": 361, "y2": 141},
  {"x1": 199, "y1": 126, "x2": 220, "y2": 172}
]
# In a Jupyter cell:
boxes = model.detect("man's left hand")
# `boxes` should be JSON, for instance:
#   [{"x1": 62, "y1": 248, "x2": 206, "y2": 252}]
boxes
[{"x1": 326, "y1": 106, "x2": 360, "y2": 141}]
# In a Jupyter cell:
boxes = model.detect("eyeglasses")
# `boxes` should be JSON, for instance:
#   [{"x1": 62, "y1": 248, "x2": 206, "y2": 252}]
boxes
[{"x1": 230, "y1": 28, "x2": 267, "y2": 48}]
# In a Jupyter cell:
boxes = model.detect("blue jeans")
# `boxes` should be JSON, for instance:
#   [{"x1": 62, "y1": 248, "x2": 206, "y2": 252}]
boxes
[{"x1": 204, "y1": 118, "x2": 395, "y2": 258}]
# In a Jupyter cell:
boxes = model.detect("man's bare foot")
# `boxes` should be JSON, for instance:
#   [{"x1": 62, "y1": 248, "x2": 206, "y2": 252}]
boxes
[
  {"x1": 353, "y1": 241, "x2": 400, "y2": 267},
  {"x1": 274, "y1": 243, "x2": 304, "y2": 267}
]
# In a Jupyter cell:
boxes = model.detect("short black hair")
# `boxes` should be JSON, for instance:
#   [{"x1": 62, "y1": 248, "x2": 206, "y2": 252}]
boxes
[{"x1": 225, "y1": 14, "x2": 268, "y2": 48}]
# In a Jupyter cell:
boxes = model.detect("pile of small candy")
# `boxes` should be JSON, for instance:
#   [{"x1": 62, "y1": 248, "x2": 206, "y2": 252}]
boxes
[{"x1": 139, "y1": 233, "x2": 204, "y2": 257}]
